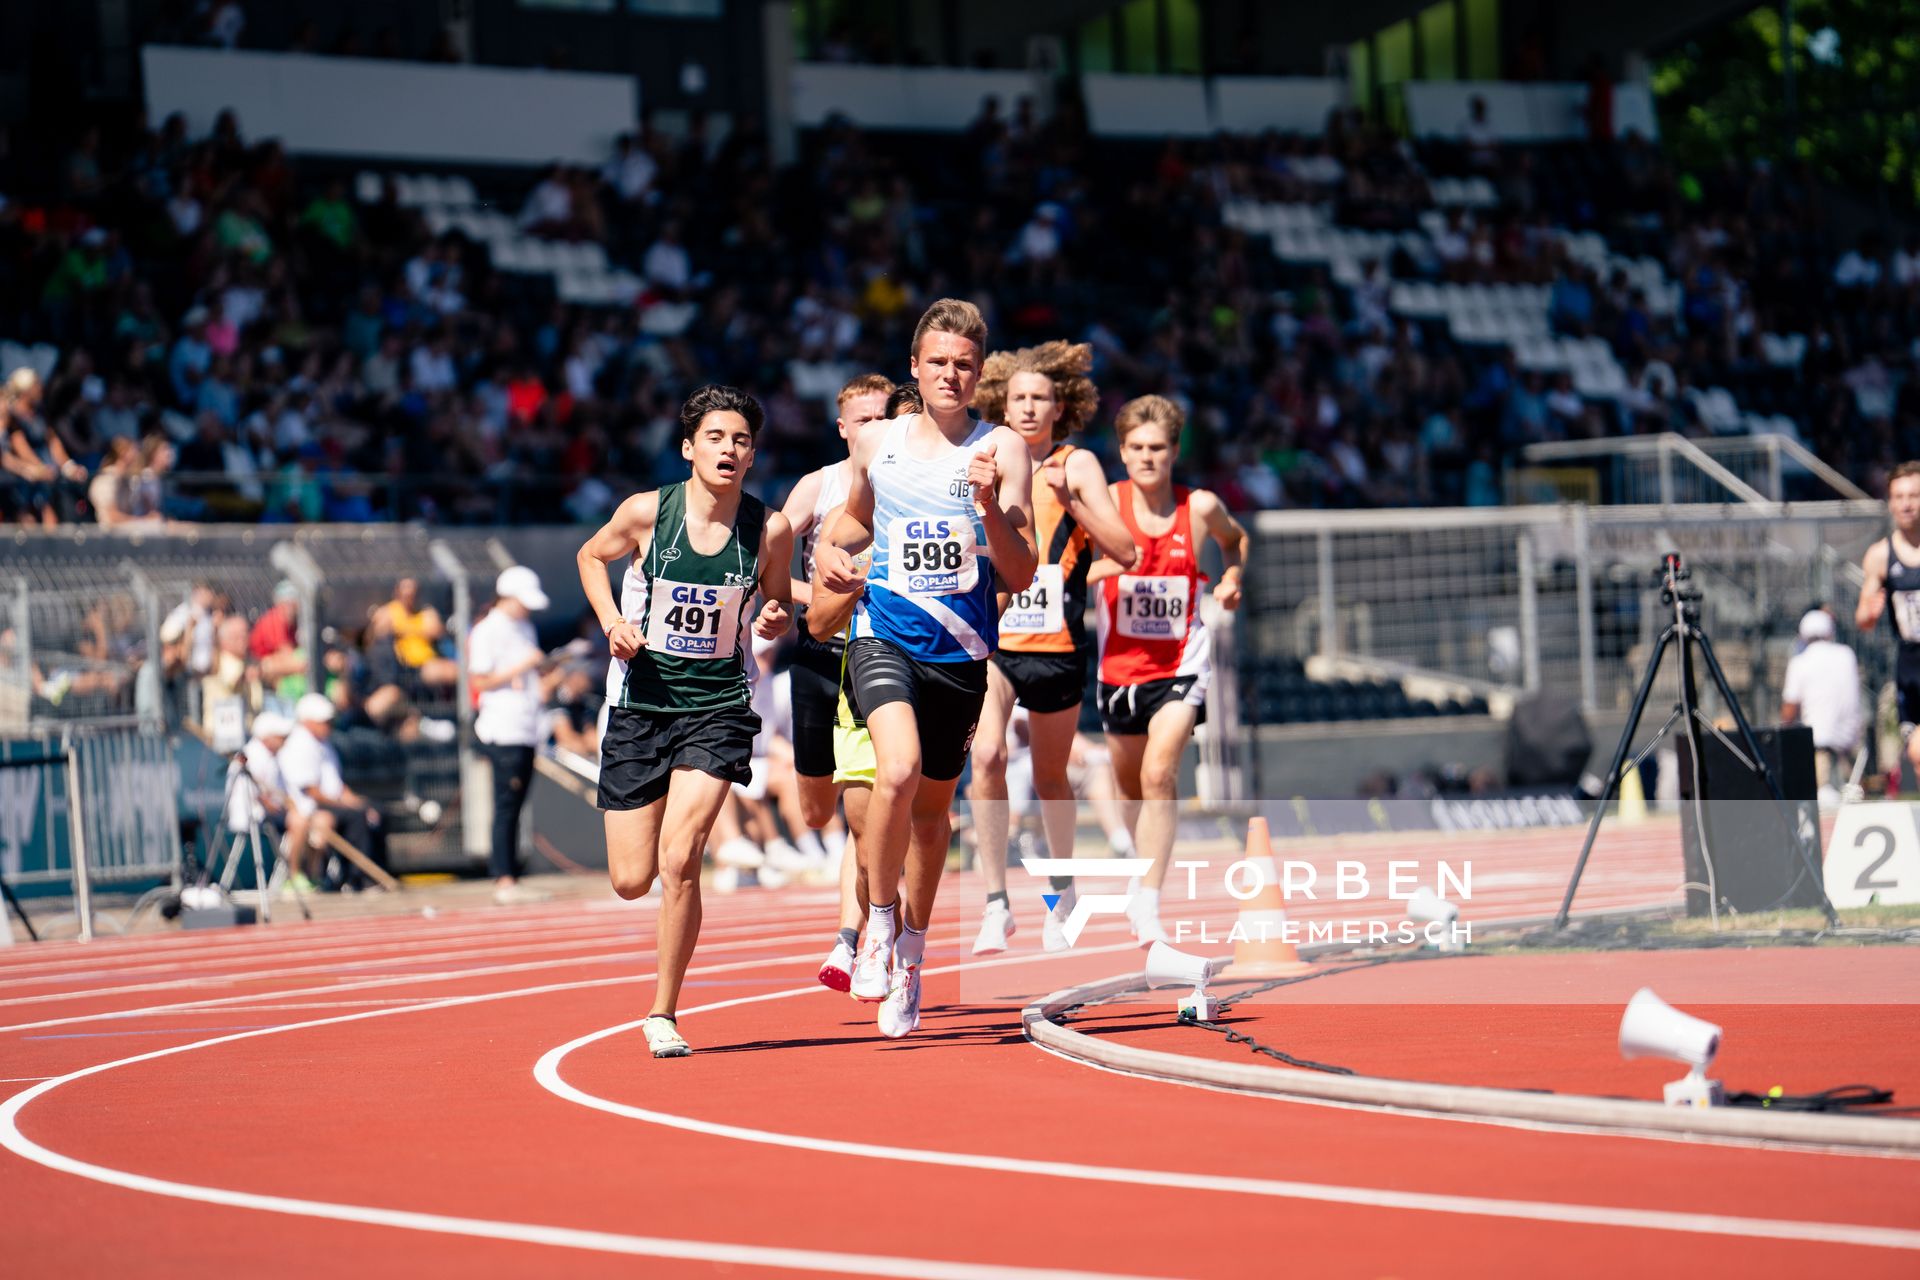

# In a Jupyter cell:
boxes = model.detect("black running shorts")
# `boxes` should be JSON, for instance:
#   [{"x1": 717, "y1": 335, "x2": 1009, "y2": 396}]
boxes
[
  {"x1": 991, "y1": 649, "x2": 1088, "y2": 715},
  {"x1": 597, "y1": 703, "x2": 759, "y2": 811},
  {"x1": 846, "y1": 636, "x2": 987, "y2": 781},
  {"x1": 1098, "y1": 676, "x2": 1207, "y2": 737},
  {"x1": 787, "y1": 640, "x2": 844, "y2": 779}
]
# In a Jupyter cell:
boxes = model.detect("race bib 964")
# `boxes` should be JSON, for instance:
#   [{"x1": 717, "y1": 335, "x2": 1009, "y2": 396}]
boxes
[{"x1": 1001, "y1": 564, "x2": 1064, "y2": 635}]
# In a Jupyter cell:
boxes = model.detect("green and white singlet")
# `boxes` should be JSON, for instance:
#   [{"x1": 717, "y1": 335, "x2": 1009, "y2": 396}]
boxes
[{"x1": 608, "y1": 482, "x2": 766, "y2": 713}]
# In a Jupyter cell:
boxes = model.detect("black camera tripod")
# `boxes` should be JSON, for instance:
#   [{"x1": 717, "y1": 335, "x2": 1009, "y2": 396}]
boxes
[{"x1": 1554, "y1": 553, "x2": 1838, "y2": 929}]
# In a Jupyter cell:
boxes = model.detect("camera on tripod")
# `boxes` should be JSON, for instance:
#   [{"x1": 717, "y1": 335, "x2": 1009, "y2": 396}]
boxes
[
  {"x1": 1558, "y1": 549, "x2": 1837, "y2": 928},
  {"x1": 1657, "y1": 552, "x2": 1703, "y2": 621}
]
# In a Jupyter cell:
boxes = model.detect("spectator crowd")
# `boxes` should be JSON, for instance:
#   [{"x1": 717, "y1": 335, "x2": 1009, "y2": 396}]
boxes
[{"x1": 5, "y1": 60, "x2": 1920, "y2": 530}]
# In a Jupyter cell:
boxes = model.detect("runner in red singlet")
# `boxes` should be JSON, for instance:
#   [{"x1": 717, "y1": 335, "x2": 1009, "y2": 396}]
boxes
[{"x1": 1089, "y1": 395, "x2": 1248, "y2": 946}]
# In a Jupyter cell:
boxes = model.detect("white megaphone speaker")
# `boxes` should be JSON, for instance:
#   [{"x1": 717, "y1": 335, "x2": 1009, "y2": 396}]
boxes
[
  {"x1": 1406, "y1": 885, "x2": 1465, "y2": 952},
  {"x1": 1144, "y1": 941, "x2": 1227, "y2": 1022},
  {"x1": 1618, "y1": 987, "x2": 1725, "y2": 1107}
]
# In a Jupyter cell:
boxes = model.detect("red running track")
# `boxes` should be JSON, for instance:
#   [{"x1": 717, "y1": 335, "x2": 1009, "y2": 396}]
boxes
[{"x1": 1, "y1": 830, "x2": 1917, "y2": 1278}]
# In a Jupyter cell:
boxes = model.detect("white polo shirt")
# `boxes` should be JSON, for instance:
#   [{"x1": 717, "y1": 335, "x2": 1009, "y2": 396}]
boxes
[
  {"x1": 1783, "y1": 639, "x2": 1863, "y2": 751},
  {"x1": 225, "y1": 737, "x2": 287, "y2": 830},
  {"x1": 276, "y1": 724, "x2": 344, "y2": 816},
  {"x1": 469, "y1": 609, "x2": 543, "y2": 747}
]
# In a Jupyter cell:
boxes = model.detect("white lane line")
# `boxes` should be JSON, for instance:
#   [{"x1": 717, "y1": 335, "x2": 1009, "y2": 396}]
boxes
[
  {"x1": 0, "y1": 908, "x2": 836, "y2": 1010},
  {"x1": 0, "y1": 937, "x2": 1171, "y2": 1280},
  {"x1": 0, "y1": 925, "x2": 837, "y2": 1035},
  {"x1": 0, "y1": 890, "x2": 840, "y2": 980},
  {"x1": 533, "y1": 968, "x2": 1920, "y2": 1255}
]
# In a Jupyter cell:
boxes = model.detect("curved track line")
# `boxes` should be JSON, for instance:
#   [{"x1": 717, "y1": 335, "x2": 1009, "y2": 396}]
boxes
[
  {"x1": 0, "y1": 924, "x2": 837, "y2": 1034},
  {"x1": 534, "y1": 969, "x2": 1920, "y2": 1254},
  {"x1": 13, "y1": 919, "x2": 1913, "y2": 1271},
  {"x1": 0, "y1": 936, "x2": 1165, "y2": 1279}
]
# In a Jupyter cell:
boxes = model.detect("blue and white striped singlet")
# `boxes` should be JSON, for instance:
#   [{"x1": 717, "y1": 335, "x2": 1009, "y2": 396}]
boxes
[{"x1": 855, "y1": 414, "x2": 998, "y2": 662}]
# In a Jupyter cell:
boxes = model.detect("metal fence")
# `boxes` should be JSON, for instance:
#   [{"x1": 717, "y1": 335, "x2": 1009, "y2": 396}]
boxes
[
  {"x1": 1245, "y1": 500, "x2": 1891, "y2": 726},
  {"x1": 0, "y1": 727, "x2": 183, "y2": 940},
  {"x1": 3, "y1": 525, "x2": 511, "y2": 873},
  {"x1": 1522, "y1": 433, "x2": 1871, "y2": 509}
]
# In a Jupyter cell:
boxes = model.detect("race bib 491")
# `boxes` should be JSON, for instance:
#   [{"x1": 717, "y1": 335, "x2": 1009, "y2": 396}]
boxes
[{"x1": 646, "y1": 581, "x2": 745, "y2": 658}]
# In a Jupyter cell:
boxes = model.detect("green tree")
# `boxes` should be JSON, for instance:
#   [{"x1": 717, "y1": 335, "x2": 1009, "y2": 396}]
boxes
[{"x1": 1653, "y1": 0, "x2": 1920, "y2": 213}]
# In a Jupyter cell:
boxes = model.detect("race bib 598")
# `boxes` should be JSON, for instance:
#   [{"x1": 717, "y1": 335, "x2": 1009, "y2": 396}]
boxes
[{"x1": 887, "y1": 517, "x2": 977, "y2": 596}]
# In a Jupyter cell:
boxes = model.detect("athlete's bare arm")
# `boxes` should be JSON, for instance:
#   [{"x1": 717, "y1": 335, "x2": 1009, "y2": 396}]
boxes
[
  {"x1": 754, "y1": 512, "x2": 794, "y2": 640},
  {"x1": 974, "y1": 425, "x2": 1037, "y2": 593},
  {"x1": 1858, "y1": 539, "x2": 1888, "y2": 632},
  {"x1": 779, "y1": 470, "x2": 823, "y2": 608},
  {"x1": 818, "y1": 423, "x2": 882, "y2": 593},
  {"x1": 1058, "y1": 448, "x2": 1137, "y2": 569},
  {"x1": 1084, "y1": 481, "x2": 1130, "y2": 587},
  {"x1": 1190, "y1": 488, "x2": 1249, "y2": 611},
  {"x1": 807, "y1": 504, "x2": 863, "y2": 641},
  {"x1": 577, "y1": 491, "x2": 660, "y2": 661}
]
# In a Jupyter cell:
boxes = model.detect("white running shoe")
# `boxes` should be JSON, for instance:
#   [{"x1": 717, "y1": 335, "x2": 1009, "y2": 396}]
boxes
[
  {"x1": 641, "y1": 1015, "x2": 690, "y2": 1058},
  {"x1": 766, "y1": 839, "x2": 811, "y2": 874},
  {"x1": 877, "y1": 961, "x2": 921, "y2": 1038},
  {"x1": 818, "y1": 938, "x2": 855, "y2": 992},
  {"x1": 713, "y1": 837, "x2": 765, "y2": 869},
  {"x1": 1128, "y1": 902, "x2": 1169, "y2": 948},
  {"x1": 971, "y1": 898, "x2": 1016, "y2": 955},
  {"x1": 849, "y1": 934, "x2": 891, "y2": 1002},
  {"x1": 1041, "y1": 885, "x2": 1077, "y2": 952}
]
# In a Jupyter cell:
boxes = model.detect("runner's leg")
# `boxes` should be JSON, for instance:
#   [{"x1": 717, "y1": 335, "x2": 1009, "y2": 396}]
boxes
[
  {"x1": 967, "y1": 663, "x2": 1017, "y2": 895},
  {"x1": 1028, "y1": 706, "x2": 1080, "y2": 864},
  {"x1": 650, "y1": 767, "x2": 734, "y2": 1018},
  {"x1": 605, "y1": 801, "x2": 665, "y2": 900},
  {"x1": 1134, "y1": 701, "x2": 1199, "y2": 893}
]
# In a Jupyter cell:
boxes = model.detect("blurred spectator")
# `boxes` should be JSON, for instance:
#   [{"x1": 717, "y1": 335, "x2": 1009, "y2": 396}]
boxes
[
  {"x1": 468, "y1": 567, "x2": 560, "y2": 905},
  {"x1": 277, "y1": 693, "x2": 388, "y2": 892},
  {"x1": 201, "y1": 612, "x2": 263, "y2": 716},
  {"x1": 1780, "y1": 608, "x2": 1862, "y2": 803},
  {"x1": 368, "y1": 576, "x2": 459, "y2": 694},
  {"x1": 250, "y1": 579, "x2": 308, "y2": 699},
  {"x1": 1461, "y1": 96, "x2": 1499, "y2": 170},
  {"x1": 225, "y1": 710, "x2": 308, "y2": 890}
]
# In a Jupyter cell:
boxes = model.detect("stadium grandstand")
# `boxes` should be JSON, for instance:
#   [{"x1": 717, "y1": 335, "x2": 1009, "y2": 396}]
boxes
[{"x1": 1, "y1": 1, "x2": 1917, "y2": 1275}]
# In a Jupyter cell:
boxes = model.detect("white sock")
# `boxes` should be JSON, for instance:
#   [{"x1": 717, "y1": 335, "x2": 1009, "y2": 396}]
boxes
[
  {"x1": 798, "y1": 831, "x2": 826, "y2": 862},
  {"x1": 868, "y1": 900, "x2": 897, "y2": 950},
  {"x1": 1109, "y1": 828, "x2": 1136, "y2": 857},
  {"x1": 894, "y1": 922, "x2": 926, "y2": 968},
  {"x1": 1130, "y1": 885, "x2": 1160, "y2": 917},
  {"x1": 823, "y1": 828, "x2": 847, "y2": 857}
]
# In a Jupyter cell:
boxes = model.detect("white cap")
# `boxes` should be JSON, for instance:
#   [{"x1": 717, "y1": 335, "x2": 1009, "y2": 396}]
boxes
[
  {"x1": 1798, "y1": 609, "x2": 1836, "y2": 642},
  {"x1": 294, "y1": 693, "x2": 336, "y2": 724},
  {"x1": 496, "y1": 565, "x2": 550, "y2": 611},
  {"x1": 251, "y1": 711, "x2": 291, "y2": 739}
]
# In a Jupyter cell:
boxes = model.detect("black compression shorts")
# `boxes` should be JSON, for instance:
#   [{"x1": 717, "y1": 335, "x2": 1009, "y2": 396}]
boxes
[{"x1": 846, "y1": 636, "x2": 987, "y2": 781}]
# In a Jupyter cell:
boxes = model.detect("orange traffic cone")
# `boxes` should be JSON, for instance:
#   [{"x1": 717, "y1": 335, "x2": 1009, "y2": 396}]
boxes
[{"x1": 1223, "y1": 816, "x2": 1311, "y2": 977}]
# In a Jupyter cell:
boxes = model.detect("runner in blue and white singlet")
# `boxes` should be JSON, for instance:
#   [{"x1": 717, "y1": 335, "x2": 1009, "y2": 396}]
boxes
[
  {"x1": 855, "y1": 413, "x2": 1001, "y2": 662},
  {"x1": 811, "y1": 300, "x2": 1036, "y2": 1041}
]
